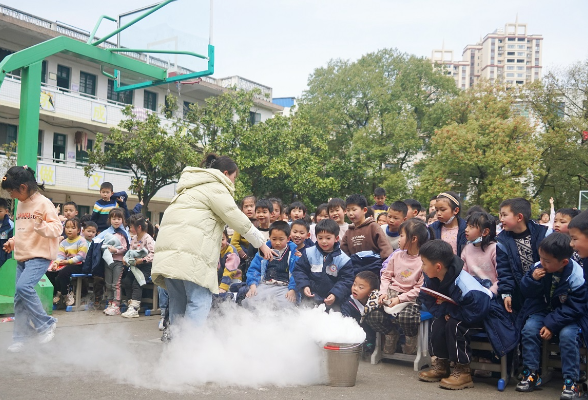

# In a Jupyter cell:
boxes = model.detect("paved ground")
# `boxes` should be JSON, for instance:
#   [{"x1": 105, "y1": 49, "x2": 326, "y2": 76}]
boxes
[{"x1": 0, "y1": 310, "x2": 566, "y2": 400}]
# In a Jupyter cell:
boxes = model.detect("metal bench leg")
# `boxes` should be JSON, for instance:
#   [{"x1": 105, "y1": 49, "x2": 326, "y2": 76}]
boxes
[{"x1": 75, "y1": 277, "x2": 83, "y2": 309}]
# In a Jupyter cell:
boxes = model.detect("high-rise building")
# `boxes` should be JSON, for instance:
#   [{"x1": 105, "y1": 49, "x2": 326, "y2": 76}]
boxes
[{"x1": 431, "y1": 19, "x2": 543, "y2": 89}]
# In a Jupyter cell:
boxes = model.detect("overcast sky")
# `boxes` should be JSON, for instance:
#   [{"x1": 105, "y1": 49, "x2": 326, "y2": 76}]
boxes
[{"x1": 3, "y1": 0, "x2": 587, "y2": 98}]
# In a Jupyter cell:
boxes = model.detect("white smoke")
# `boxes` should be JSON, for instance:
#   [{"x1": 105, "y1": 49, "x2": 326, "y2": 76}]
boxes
[{"x1": 4, "y1": 303, "x2": 365, "y2": 392}]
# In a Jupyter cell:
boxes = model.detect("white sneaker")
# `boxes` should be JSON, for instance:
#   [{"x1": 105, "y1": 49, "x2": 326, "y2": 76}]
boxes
[
  {"x1": 7, "y1": 342, "x2": 24, "y2": 353},
  {"x1": 158, "y1": 317, "x2": 165, "y2": 331},
  {"x1": 121, "y1": 306, "x2": 139, "y2": 318},
  {"x1": 39, "y1": 321, "x2": 57, "y2": 344},
  {"x1": 65, "y1": 291, "x2": 75, "y2": 307},
  {"x1": 103, "y1": 302, "x2": 112, "y2": 314},
  {"x1": 104, "y1": 304, "x2": 121, "y2": 316}
]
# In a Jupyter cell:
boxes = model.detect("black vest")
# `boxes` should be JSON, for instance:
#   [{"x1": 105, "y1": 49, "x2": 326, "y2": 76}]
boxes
[{"x1": 265, "y1": 248, "x2": 290, "y2": 283}]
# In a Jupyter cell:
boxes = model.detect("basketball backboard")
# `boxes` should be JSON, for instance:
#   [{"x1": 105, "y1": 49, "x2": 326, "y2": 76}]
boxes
[{"x1": 89, "y1": 0, "x2": 214, "y2": 91}]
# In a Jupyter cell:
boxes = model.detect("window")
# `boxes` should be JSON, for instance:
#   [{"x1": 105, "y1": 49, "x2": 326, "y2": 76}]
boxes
[
  {"x1": 76, "y1": 139, "x2": 93, "y2": 165},
  {"x1": 78, "y1": 205, "x2": 91, "y2": 216},
  {"x1": 507, "y1": 66, "x2": 515, "y2": 70},
  {"x1": 506, "y1": 73, "x2": 515, "y2": 77},
  {"x1": 38, "y1": 130, "x2": 43, "y2": 157},
  {"x1": 507, "y1": 52, "x2": 515, "y2": 56},
  {"x1": 535, "y1": 59, "x2": 540, "y2": 66},
  {"x1": 183, "y1": 101, "x2": 194, "y2": 116},
  {"x1": 56, "y1": 65, "x2": 70, "y2": 90},
  {"x1": 518, "y1": 38, "x2": 526, "y2": 42},
  {"x1": 107, "y1": 80, "x2": 133, "y2": 105},
  {"x1": 517, "y1": 52, "x2": 525, "y2": 56},
  {"x1": 518, "y1": 45, "x2": 526, "y2": 49},
  {"x1": 53, "y1": 133, "x2": 66, "y2": 162},
  {"x1": 508, "y1": 38, "x2": 515, "y2": 41},
  {"x1": 517, "y1": 66, "x2": 524, "y2": 70},
  {"x1": 249, "y1": 111, "x2": 261, "y2": 125},
  {"x1": 517, "y1": 73, "x2": 523, "y2": 77},
  {"x1": 41, "y1": 61, "x2": 47, "y2": 84},
  {"x1": 507, "y1": 59, "x2": 515, "y2": 63},
  {"x1": 79, "y1": 72, "x2": 96, "y2": 97},
  {"x1": 143, "y1": 90, "x2": 157, "y2": 111},
  {"x1": 0, "y1": 123, "x2": 17, "y2": 147},
  {"x1": 498, "y1": 39, "x2": 503, "y2": 43},
  {"x1": 517, "y1": 59, "x2": 525, "y2": 63},
  {"x1": 498, "y1": 60, "x2": 502, "y2": 64},
  {"x1": 507, "y1": 80, "x2": 513, "y2": 83},
  {"x1": 516, "y1": 81, "x2": 524, "y2": 84},
  {"x1": 508, "y1": 45, "x2": 515, "y2": 49}
]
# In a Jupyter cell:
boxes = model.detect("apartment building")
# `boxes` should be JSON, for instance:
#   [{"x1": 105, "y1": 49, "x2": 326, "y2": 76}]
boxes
[
  {"x1": 431, "y1": 19, "x2": 543, "y2": 89},
  {"x1": 0, "y1": 4, "x2": 283, "y2": 222}
]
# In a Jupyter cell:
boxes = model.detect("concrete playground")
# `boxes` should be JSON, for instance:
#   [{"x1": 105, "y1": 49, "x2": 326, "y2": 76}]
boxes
[{"x1": 0, "y1": 310, "x2": 566, "y2": 400}]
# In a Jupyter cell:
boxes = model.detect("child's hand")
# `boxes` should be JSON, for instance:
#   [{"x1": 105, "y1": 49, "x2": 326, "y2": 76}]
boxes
[
  {"x1": 246, "y1": 285, "x2": 257, "y2": 298},
  {"x1": 389, "y1": 297, "x2": 400, "y2": 307},
  {"x1": 219, "y1": 288, "x2": 227, "y2": 294},
  {"x1": 3, "y1": 239, "x2": 14, "y2": 253},
  {"x1": 324, "y1": 294, "x2": 336, "y2": 306},
  {"x1": 33, "y1": 210, "x2": 43, "y2": 223},
  {"x1": 238, "y1": 250, "x2": 247, "y2": 259},
  {"x1": 294, "y1": 250, "x2": 302, "y2": 257},
  {"x1": 140, "y1": 200, "x2": 144, "y2": 206},
  {"x1": 378, "y1": 294, "x2": 388, "y2": 305},
  {"x1": 108, "y1": 246, "x2": 117, "y2": 254},
  {"x1": 540, "y1": 326, "x2": 553, "y2": 340},
  {"x1": 303, "y1": 287, "x2": 314, "y2": 298},
  {"x1": 55, "y1": 204, "x2": 61, "y2": 214},
  {"x1": 58, "y1": 259, "x2": 68, "y2": 265},
  {"x1": 445, "y1": 314, "x2": 450, "y2": 321},
  {"x1": 285, "y1": 289, "x2": 297, "y2": 303},
  {"x1": 504, "y1": 296, "x2": 512, "y2": 313},
  {"x1": 532, "y1": 268, "x2": 546, "y2": 281},
  {"x1": 549, "y1": 197, "x2": 554, "y2": 206},
  {"x1": 58, "y1": 215, "x2": 67, "y2": 222}
]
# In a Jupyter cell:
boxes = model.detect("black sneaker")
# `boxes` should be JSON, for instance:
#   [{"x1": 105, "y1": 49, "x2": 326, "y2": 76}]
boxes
[
  {"x1": 363, "y1": 341, "x2": 375, "y2": 355},
  {"x1": 560, "y1": 379, "x2": 580, "y2": 400},
  {"x1": 516, "y1": 368, "x2": 541, "y2": 392}
]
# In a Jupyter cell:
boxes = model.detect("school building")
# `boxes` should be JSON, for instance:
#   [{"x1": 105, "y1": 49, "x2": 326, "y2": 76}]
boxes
[{"x1": 0, "y1": 4, "x2": 283, "y2": 223}]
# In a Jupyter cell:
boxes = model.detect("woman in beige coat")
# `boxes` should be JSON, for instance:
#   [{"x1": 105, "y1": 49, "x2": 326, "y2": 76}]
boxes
[{"x1": 152, "y1": 155, "x2": 273, "y2": 327}]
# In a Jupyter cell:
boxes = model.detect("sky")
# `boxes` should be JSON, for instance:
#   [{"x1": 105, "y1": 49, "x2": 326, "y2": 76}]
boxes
[{"x1": 3, "y1": 0, "x2": 587, "y2": 98}]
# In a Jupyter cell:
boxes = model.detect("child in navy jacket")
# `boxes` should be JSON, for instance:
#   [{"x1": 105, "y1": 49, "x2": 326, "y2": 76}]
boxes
[
  {"x1": 294, "y1": 218, "x2": 354, "y2": 309},
  {"x1": 515, "y1": 233, "x2": 588, "y2": 399},
  {"x1": 418, "y1": 240, "x2": 517, "y2": 391}
]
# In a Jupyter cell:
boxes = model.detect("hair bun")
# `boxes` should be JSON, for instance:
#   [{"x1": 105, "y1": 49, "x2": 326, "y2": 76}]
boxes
[{"x1": 202, "y1": 153, "x2": 218, "y2": 168}]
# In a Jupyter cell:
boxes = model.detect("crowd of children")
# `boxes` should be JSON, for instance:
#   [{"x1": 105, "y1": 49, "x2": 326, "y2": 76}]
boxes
[{"x1": 3, "y1": 168, "x2": 588, "y2": 399}]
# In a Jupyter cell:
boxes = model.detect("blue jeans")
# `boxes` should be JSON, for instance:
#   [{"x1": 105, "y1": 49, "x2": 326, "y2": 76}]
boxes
[
  {"x1": 14, "y1": 258, "x2": 57, "y2": 342},
  {"x1": 164, "y1": 278, "x2": 211, "y2": 326},
  {"x1": 158, "y1": 286, "x2": 169, "y2": 311},
  {"x1": 522, "y1": 313, "x2": 580, "y2": 381}
]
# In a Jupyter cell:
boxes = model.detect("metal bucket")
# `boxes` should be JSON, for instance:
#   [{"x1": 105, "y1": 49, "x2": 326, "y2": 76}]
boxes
[{"x1": 323, "y1": 342, "x2": 362, "y2": 387}]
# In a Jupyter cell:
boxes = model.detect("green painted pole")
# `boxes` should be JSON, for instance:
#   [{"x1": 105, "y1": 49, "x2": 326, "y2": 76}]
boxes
[{"x1": 17, "y1": 62, "x2": 41, "y2": 169}]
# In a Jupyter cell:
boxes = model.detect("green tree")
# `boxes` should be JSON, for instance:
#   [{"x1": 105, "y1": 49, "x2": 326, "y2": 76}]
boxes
[
  {"x1": 415, "y1": 83, "x2": 541, "y2": 213},
  {"x1": 85, "y1": 105, "x2": 200, "y2": 214},
  {"x1": 299, "y1": 48, "x2": 458, "y2": 200},
  {"x1": 525, "y1": 61, "x2": 588, "y2": 209},
  {"x1": 185, "y1": 89, "x2": 339, "y2": 206}
]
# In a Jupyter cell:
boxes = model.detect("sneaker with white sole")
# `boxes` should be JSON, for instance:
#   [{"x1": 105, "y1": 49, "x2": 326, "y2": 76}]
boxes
[
  {"x1": 65, "y1": 291, "x2": 75, "y2": 307},
  {"x1": 104, "y1": 304, "x2": 121, "y2": 316},
  {"x1": 39, "y1": 321, "x2": 57, "y2": 344},
  {"x1": 103, "y1": 302, "x2": 112, "y2": 314},
  {"x1": 158, "y1": 317, "x2": 165, "y2": 331},
  {"x1": 53, "y1": 291, "x2": 62, "y2": 305},
  {"x1": 121, "y1": 306, "x2": 139, "y2": 318},
  {"x1": 7, "y1": 341, "x2": 24, "y2": 353}
]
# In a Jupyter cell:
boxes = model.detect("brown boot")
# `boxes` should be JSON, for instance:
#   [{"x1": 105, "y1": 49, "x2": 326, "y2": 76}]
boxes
[
  {"x1": 439, "y1": 363, "x2": 474, "y2": 390},
  {"x1": 383, "y1": 331, "x2": 400, "y2": 354},
  {"x1": 418, "y1": 358, "x2": 450, "y2": 382},
  {"x1": 402, "y1": 335, "x2": 418, "y2": 355}
]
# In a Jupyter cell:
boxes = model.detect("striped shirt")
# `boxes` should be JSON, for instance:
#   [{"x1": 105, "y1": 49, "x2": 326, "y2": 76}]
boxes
[{"x1": 57, "y1": 236, "x2": 88, "y2": 264}]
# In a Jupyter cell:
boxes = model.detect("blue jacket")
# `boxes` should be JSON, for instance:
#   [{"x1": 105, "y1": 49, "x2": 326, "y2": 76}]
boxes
[
  {"x1": 0, "y1": 215, "x2": 13, "y2": 267},
  {"x1": 517, "y1": 260, "x2": 588, "y2": 344},
  {"x1": 429, "y1": 217, "x2": 467, "y2": 257},
  {"x1": 82, "y1": 239, "x2": 104, "y2": 276},
  {"x1": 420, "y1": 255, "x2": 518, "y2": 356},
  {"x1": 496, "y1": 221, "x2": 550, "y2": 312},
  {"x1": 349, "y1": 251, "x2": 382, "y2": 276},
  {"x1": 246, "y1": 241, "x2": 300, "y2": 291},
  {"x1": 293, "y1": 242, "x2": 354, "y2": 303},
  {"x1": 97, "y1": 226, "x2": 131, "y2": 251}
]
